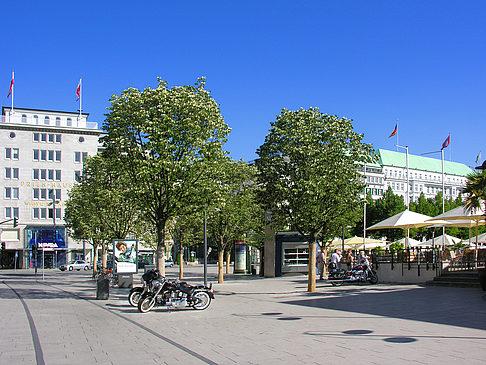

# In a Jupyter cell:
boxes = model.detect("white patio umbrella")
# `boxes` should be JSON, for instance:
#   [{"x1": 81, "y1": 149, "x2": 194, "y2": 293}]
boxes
[
  {"x1": 422, "y1": 234, "x2": 462, "y2": 247},
  {"x1": 367, "y1": 210, "x2": 443, "y2": 247},
  {"x1": 427, "y1": 205, "x2": 486, "y2": 254},
  {"x1": 388, "y1": 237, "x2": 422, "y2": 248}
]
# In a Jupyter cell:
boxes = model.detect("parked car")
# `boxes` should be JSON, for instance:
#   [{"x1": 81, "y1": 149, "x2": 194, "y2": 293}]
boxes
[
  {"x1": 165, "y1": 259, "x2": 174, "y2": 267},
  {"x1": 59, "y1": 260, "x2": 91, "y2": 271}
]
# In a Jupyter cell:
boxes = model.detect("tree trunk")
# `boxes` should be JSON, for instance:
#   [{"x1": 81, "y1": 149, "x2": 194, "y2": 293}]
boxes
[
  {"x1": 225, "y1": 250, "x2": 231, "y2": 274},
  {"x1": 179, "y1": 248, "x2": 184, "y2": 280},
  {"x1": 307, "y1": 241, "x2": 316, "y2": 292},
  {"x1": 218, "y1": 249, "x2": 224, "y2": 284},
  {"x1": 156, "y1": 224, "x2": 166, "y2": 276},
  {"x1": 102, "y1": 243, "x2": 108, "y2": 273}
]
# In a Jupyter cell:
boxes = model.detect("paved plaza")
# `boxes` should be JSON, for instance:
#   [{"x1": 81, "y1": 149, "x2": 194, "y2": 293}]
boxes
[{"x1": 0, "y1": 265, "x2": 485, "y2": 364}]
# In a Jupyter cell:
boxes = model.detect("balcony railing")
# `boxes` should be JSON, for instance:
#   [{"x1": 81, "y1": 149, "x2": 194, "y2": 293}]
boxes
[{"x1": 0, "y1": 114, "x2": 99, "y2": 130}]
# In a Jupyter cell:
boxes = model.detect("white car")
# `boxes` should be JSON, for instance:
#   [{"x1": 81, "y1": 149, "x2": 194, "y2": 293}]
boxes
[{"x1": 60, "y1": 260, "x2": 91, "y2": 271}]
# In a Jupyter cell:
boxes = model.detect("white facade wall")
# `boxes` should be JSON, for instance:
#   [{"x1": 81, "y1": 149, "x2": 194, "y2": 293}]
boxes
[{"x1": 1, "y1": 107, "x2": 102, "y2": 267}]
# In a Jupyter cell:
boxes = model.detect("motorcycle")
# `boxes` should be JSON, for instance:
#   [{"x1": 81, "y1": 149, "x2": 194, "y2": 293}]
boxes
[
  {"x1": 128, "y1": 269, "x2": 161, "y2": 307},
  {"x1": 137, "y1": 276, "x2": 214, "y2": 313},
  {"x1": 327, "y1": 261, "x2": 378, "y2": 286}
]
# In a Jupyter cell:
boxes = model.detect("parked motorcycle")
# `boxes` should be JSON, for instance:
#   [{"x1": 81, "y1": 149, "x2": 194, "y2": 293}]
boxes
[
  {"x1": 128, "y1": 269, "x2": 161, "y2": 307},
  {"x1": 327, "y1": 262, "x2": 378, "y2": 286},
  {"x1": 137, "y1": 276, "x2": 214, "y2": 313}
]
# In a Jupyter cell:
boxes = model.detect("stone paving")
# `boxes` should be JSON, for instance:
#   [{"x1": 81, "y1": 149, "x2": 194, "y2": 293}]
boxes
[{"x1": 0, "y1": 265, "x2": 485, "y2": 364}]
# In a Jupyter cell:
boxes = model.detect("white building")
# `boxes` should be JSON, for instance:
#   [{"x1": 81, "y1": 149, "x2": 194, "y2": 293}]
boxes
[
  {"x1": 0, "y1": 107, "x2": 102, "y2": 269},
  {"x1": 363, "y1": 149, "x2": 471, "y2": 203}
]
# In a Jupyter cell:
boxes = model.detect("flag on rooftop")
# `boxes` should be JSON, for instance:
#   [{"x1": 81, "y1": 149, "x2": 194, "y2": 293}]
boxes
[
  {"x1": 388, "y1": 124, "x2": 397, "y2": 138},
  {"x1": 75, "y1": 78, "x2": 81, "y2": 102},
  {"x1": 7, "y1": 71, "x2": 14, "y2": 98},
  {"x1": 476, "y1": 151, "x2": 482, "y2": 164},
  {"x1": 442, "y1": 135, "x2": 450, "y2": 149}
]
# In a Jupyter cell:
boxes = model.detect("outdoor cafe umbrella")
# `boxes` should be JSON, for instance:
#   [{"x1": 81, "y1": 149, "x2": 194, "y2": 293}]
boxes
[
  {"x1": 367, "y1": 210, "x2": 443, "y2": 247},
  {"x1": 328, "y1": 236, "x2": 386, "y2": 251},
  {"x1": 426, "y1": 205, "x2": 486, "y2": 252},
  {"x1": 388, "y1": 237, "x2": 422, "y2": 248},
  {"x1": 422, "y1": 234, "x2": 462, "y2": 248}
]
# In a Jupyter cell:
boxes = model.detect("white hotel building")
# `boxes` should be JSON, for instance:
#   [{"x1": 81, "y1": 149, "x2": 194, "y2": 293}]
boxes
[
  {"x1": 0, "y1": 107, "x2": 102, "y2": 269},
  {"x1": 361, "y1": 149, "x2": 472, "y2": 203}
]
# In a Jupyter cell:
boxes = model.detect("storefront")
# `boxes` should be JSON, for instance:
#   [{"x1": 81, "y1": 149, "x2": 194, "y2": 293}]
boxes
[
  {"x1": 25, "y1": 226, "x2": 67, "y2": 269},
  {"x1": 275, "y1": 232, "x2": 310, "y2": 276}
]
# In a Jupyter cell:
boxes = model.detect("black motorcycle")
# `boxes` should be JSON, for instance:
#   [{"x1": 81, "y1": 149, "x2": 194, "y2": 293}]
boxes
[
  {"x1": 137, "y1": 276, "x2": 214, "y2": 313},
  {"x1": 327, "y1": 261, "x2": 378, "y2": 286},
  {"x1": 128, "y1": 269, "x2": 161, "y2": 307}
]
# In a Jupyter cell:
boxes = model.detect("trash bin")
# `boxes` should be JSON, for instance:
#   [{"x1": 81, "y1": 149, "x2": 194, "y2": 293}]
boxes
[
  {"x1": 118, "y1": 274, "x2": 133, "y2": 288},
  {"x1": 96, "y1": 278, "x2": 109, "y2": 300}
]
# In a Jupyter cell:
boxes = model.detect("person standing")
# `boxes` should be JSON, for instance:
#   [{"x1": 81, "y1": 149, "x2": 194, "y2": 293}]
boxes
[
  {"x1": 316, "y1": 249, "x2": 326, "y2": 280},
  {"x1": 346, "y1": 249, "x2": 354, "y2": 270}
]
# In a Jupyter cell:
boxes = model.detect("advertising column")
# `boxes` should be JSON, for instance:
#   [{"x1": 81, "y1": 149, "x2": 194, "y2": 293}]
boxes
[{"x1": 234, "y1": 242, "x2": 247, "y2": 274}]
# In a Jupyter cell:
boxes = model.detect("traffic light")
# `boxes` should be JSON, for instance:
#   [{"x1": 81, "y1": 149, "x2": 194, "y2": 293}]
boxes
[
  {"x1": 1, "y1": 242, "x2": 5, "y2": 251},
  {"x1": 13, "y1": 217, "x2": 18, "y2": 227}
]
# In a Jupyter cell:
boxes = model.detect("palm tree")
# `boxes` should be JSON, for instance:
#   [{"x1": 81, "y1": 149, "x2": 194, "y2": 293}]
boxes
[{"x1": 463, "y1": 170, "x2": 486, "y2": 214}]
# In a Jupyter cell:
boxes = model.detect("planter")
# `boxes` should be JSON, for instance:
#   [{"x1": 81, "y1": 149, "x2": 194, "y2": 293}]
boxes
[{"x1": 479, "y1": 268, "x2": 486, "y2": 291}]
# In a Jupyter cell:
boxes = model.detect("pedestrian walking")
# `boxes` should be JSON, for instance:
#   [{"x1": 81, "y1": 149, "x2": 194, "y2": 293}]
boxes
[{"x1": 346, "y1": 249, "x2": 354, "y2": 270}]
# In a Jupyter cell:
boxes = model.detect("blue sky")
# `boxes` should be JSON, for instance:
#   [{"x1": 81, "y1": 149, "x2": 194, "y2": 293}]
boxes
[{"x1": 2, "y1": 1, "x2": 485, "y2": 167}]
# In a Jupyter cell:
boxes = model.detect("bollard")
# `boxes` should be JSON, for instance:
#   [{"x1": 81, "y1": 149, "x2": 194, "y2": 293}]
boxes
[{"x1": 96, "y1": 278, "x2": 110, "y2": 300}]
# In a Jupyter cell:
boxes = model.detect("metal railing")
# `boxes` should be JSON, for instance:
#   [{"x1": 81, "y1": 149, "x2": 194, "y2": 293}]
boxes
[{"x1": 0, "y1": 114, "x2": 99, "y2": 130}]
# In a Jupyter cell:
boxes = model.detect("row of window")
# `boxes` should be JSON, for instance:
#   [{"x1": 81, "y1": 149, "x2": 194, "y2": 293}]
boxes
[
  {"x1": 33, "y1": 133, "x2": 62, "y2": 143},
  {"x1": 5, "y1": 207, "x2": 19, "y2": 219},
  {"x1": 21, "y1": 114, "x2": 74, "y2": 127},
  {"x1": 33, "y1": 169, "x2": 62, "y2": 181},
  {"x1": 4, "y1": 187, "x2": 63, "y2": 200},
  {"x1": 5, "y1": 207, "x2": 62, "y2": 220},
  {"x1": 384, "y1": 169, "x2": 466, "y2": 185},
  {"x1": 5, "y1": 147, "x2": 89, "y2": 163}
]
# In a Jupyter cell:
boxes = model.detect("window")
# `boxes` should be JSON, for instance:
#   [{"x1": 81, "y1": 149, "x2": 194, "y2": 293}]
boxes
[
  {"x1": 55, "y1": 151, "x2": 61, "y2": 162},
  {"x1": 48, "y1": 134, "x2": 55, "y2": 143},
  {"x1": 41, "y1": 169, "x2": 46, "y2": 180},
  {"x1": 48, "y1": 169, "x2": 54, "y2": 180},
  {"x1": 5, "y1": 187, "x2": 19, "y2": 199},
  {"x1": 34, "y1": 115, "x2": 39, "y2": 124},
  {"x1": 55, "y1": 134, "x2": 61, "y2": 143},
  {"x1": 9, "y1": 132, "x2": 16, "y2": 139},
  {"x1": 55, "y1": 170, "x2": 61, "y2": 181},
  {"x1": 79, "y1": 136, "x2": 85, "y2": 143},
  {"x1": 33, "y1": 133, "x2": 40, "y2": 142},
  {"x1": 48, "y1": 150, "x2": 54, "y2": 161},
  {"x1": 6, "y1": 147, "x2": 19, "y2": 160},
  {"x1": 44, "y1": 116, "x2": 50, "y2": 125},
  {"x1": 48, "y1": 208, "x2": 62, "y2": 219},
  {"x1": 40, "y1": 150, "x2": 47, "y2": 161},
  {"x1": 21, "y1": 114, "x2": 27, "y2": 123},
  {"x1": 33, "y1": 169, "x2": 39, "y2": 180},
  {"x1": 75, "y1": 151, "x2": 81, "y2": 162},
  {"x1": 40, "y1": 189, "x2": 47, "y2": 200},
  {"x1": 75, "y1": 170, "x2": 82, "y2": 182},
  {"x1": 41, "y1": 133, "x2": 47, "y2": 142},
  {"x1": 56, "y1": 117, "x2": 61, "y2": 126},
  {"x1": 5, "y1": 167, "x2": 11, "y2": 179},
  {"x1": 5, "y1": 207, "x2": 19, "y2": 219},
  {"x1": 33, "y1": 208, "x2": 39, "y2": 219},
  {"x1": 33, "y1": 149, "x2": 39, "y2": 161},
  {"x1": 5, "y1": 167, "x2": 19, "y2": 179},
  {"x1": 40, "y1": 208, "x2": 47, "y2": 219},
  {"x1": 67, "y1": 118, "x2": 72, "y2": 126},
  {"x1": 33, "y1": 189, "x2": 39, "y2": 199}
]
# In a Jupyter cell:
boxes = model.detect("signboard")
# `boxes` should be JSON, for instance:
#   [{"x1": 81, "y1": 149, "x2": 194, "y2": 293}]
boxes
[{"x1": 113, "y1": 239, "x2": 138, "y2": 273}]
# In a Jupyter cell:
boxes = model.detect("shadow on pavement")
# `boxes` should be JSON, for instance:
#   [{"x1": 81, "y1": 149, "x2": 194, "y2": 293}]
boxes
[{"x1": 282, "y1": 286, "x2": 486, "y2": 331}]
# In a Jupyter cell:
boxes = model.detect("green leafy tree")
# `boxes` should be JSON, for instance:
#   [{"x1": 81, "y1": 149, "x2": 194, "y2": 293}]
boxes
[
  {"x1": 207, "y1": 159, "x2": 262, "y2": 283},
  {"x1": 256, "y1": 108, "x2": 374, "y2": 292},
  {"x1": 102, "y1": 78, "x2": 230, "y2": 273},
  {"x1": 464, "y1": 170, "x2": 486, "y2": 213},
  {"x1": 64, "y1": 154, "x2": 138, "y2": 276}
]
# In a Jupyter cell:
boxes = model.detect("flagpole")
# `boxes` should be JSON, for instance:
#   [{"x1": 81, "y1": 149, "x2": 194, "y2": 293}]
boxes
[
  {"x1": 441, "y1": 148, "x2": 445, "y2": 248},
  {"x1": 396, "y1": 120, "x2": 399, "y2": 152},
  {"x1": 79, "y1": 78, "x2": 82, "y2": 120},
  {"x1": 11, "y1": 70, "x2": 14, "y2": 117}
]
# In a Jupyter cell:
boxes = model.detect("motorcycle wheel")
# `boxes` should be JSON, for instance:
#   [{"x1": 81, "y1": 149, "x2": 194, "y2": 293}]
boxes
[
  {"x1": 192, "y1": 291, "x2": 211, "y2": 310},
  {"x1": 369, "y1": 271, "x2": 378, "y2": 284},
  {"x1": 128, "y1": 288, "x2": 143, "y2": 307},
  {"x1": 138, "y1": 295, "x2": 156, "y2": 313},
  {"x1": 331, "y1": 281, "x2": 344, "y2": 287}
]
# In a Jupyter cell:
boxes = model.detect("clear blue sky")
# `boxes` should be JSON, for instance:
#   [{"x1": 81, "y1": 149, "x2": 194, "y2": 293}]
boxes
[{"x1": 3, "y1": 1, "x2": 485, "y2": 167}]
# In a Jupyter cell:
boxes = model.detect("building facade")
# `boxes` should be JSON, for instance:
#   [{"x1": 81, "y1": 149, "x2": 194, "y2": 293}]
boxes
[
  {"x1": 1, "y1": 107, "x2": 102, "y2": 269},
  {"x1": 361, "y1": 149, "x2": 472, "y2": 203}
]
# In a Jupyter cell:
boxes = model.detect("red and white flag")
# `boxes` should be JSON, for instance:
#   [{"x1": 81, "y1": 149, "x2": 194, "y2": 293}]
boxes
[
  {"x1": 442, "y1": 135, "x2": 450, "y2": 149},
  {"x1": 7, "y1": 71, "x2": 14, "y2": 98},
  {"x1": 75, "y1": 78, "x2": 81, "y2": 102}
]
